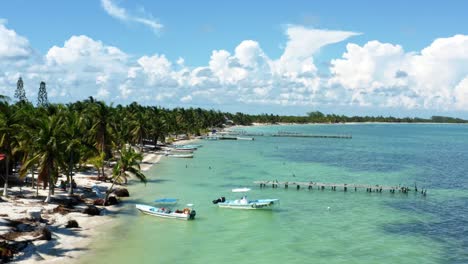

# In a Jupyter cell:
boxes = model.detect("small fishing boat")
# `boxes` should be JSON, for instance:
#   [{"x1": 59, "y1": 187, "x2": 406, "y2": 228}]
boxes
[
  {"x1": 171, "y1": 146, "x2": 197, "y2": 151},
  {"x1": 136, "y1": 204, "x2": 196, "y2": 220},
  {"x1": 174, "y1": 144, "x2": 202, "y2": 149},
  {"x1": 218, "y1": 136, "x2": 237, "y2": 140},
  {"x1": 212, "y1": 188, "x2": 279, "y2": 210},
  {"x1": 236, "y1": 137, "x2": 254, "y2": 140},
  {"x1": 170, "y1": 148, "x2": 194, "y2": 153},
  {"x1": 166, "y1": 153, "x2": 194, "y2": 158},
  {"x1": 154, "y1": 198, "x2": 178, "y2": 205}
]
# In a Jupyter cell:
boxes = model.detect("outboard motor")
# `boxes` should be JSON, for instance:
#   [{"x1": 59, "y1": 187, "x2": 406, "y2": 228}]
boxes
[
  {"x1": 212, "y1": 196, "x2": 226, "y2": 204},
  {"x1": 189, "y1": 210, "x2": 196, "y2": 220}
]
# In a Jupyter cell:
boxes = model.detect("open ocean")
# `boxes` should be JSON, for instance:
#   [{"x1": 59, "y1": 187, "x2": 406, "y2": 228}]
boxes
[{"x1": 80, "y1": 124, "x2": 468, "y2": 264}]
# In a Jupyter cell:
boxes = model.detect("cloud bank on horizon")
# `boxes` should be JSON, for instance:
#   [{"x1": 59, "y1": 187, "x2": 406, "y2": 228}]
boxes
[{"x1": 0, "y1": 9, "x2": 468, "y2": 115}]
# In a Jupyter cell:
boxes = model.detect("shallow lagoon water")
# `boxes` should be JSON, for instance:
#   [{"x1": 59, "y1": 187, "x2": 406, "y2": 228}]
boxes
[{"x1": 80, "y1": 124, "x2": 468, "y2": 264}]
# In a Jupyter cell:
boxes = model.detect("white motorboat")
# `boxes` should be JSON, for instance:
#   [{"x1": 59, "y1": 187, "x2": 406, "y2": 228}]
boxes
[
  {"x1": 136, "y1": 204, "x2": 196, "y2": 220},
  {"x1": 171, "y1": 146, "x2": 197, "y2": 151},
  {"x1": 236, "y1": 137, "x2": 254, "y2": 140},
  {"x1": 170, "y1": 148, "x2": 194, "y2": 153},
  {"x1": 166, "y1": 153, "x2": 194, "y2": 158},
  {"x1": 174, "y1": 144, "x2": 202, "y2": 149},
  {"x1": 212, "y1": 188, "x2": 279, "y2": 210}
]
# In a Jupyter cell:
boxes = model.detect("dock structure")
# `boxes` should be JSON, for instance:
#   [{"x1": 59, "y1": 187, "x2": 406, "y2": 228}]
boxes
[
  {"x1": 253, "y1": 180, "x2": 427, "y2": 196},
  {"x1": 225, "y1": 130, "x2": 352, "y2": 139},
  {"x1": 270, "y1": 132, "x2": 352, "y2": 139}
]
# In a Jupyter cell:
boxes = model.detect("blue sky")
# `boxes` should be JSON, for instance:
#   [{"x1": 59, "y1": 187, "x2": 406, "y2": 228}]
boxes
[{"x1": 1, "y1": 0, "x2": 468, "y2": 117}]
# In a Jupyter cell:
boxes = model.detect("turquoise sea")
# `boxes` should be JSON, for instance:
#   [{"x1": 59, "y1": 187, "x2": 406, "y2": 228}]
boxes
[{"x1": 80, "y1": 124, "x2": 468, "y2": 264}]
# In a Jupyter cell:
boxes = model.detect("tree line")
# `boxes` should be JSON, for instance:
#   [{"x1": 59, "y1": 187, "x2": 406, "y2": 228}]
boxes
[
  {"x1": 226, "y1": 111, "x2": 468, "y2": 125},
  {"x1": 1, "y1": 79, "x2": 228, "y2": 202}
]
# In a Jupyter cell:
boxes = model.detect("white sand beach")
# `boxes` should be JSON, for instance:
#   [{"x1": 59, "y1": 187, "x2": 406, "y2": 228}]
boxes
[{"x1": 0, "y1": 150, "x2": 165, "y2": 263}]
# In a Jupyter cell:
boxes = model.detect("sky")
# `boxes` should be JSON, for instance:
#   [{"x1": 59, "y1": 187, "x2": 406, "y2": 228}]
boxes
[{"x1": 1, "y1": 0, "x2": 468, "y2": 118}]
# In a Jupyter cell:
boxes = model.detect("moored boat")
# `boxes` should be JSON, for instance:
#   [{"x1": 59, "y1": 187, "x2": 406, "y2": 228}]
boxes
[
  {"x1": 218, "y1": 136, "x2": 237, "y2": 140},
  {"x1": 213, "y1": 197, "x2": 279, "y2": 210},
  {"x1": 212, "y1": 188, "x2": 279, "y2": 210},
  {"x1": 170, "y1": 146, "x2": 197, "y2": 151},
  {"x1": 169, "y1": 148, "x2": 194, "y2": 153},
  {"x1": 174, "y1": 144, "x2": 202, "y2": 149},
  {"x1": 236, "y1": 137, "x2": 254, "y2": 140},
  {"x1": 166, "y1": 153, "x2": 194, "y2": 158},
  {"x1": 136, "y1": 204, "x2": 196, "y2": 220}
]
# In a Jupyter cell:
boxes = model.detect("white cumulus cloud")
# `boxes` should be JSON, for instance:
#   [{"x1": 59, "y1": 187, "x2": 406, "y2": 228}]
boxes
[
  {"x1": 0, "y1": 21, "x2": 32, "y2": 60},
  {"x1": 329, "y1": 35, "x2": 468, "y2": 110}
]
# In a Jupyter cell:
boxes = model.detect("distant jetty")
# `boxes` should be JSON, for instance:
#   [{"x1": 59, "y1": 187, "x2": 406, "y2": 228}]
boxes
[
  {"x1": 225, "y1": 130, "x2": 352, "y2": 139},
  {"x1": 254, "y1": 180, "x2": 427, "y2": 196},
  {"x1": 271, "y1": 131, "x2": 352, "y2": 139}
]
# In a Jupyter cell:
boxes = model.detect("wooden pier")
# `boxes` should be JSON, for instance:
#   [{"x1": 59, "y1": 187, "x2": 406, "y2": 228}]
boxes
[
  {"x1": 225, "y1": 130, "x2": 352, "y2": 139},
  {"x1": 270, "y1": 133, "x2": 352, "y2": 139},
  {"x1": 253, "y1": 180, "x2": 427, "y2": 196}
]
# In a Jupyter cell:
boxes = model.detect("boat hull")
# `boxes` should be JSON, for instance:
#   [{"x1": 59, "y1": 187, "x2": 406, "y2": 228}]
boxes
[
  {"x1": 174, "y1": 144, "x2": 201, "y2": 149},
  {"x1": 136, "y1": 204, "x2": 195, "y2": 220},
  {"x1": 217, "y1": 199, "x2": 279, "y2": 210},
  {"x1": 170, "y1": 149, "x2": 194, "y2": 153},
  {"x1": 167, "y1": 154, "x2": 194, "y2": 158}
]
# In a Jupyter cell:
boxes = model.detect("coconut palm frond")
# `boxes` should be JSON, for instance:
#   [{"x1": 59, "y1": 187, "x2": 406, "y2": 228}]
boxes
[{"x1": 125, "y1": 167, "x2": 147, "y2": 184}]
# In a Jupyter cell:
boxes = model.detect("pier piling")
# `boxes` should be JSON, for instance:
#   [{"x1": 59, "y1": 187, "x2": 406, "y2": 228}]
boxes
[{"x1": 253, "y1": 180, "x2": 426, "y2": 197}]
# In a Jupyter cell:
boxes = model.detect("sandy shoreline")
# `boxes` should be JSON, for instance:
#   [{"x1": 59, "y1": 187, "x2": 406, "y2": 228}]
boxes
[
  {"x1": 1, "y1": 139, "x2": 198, "y2": 263},
  {"x1": 0, "y1": 139, "x2": 201, "y2": 264}
]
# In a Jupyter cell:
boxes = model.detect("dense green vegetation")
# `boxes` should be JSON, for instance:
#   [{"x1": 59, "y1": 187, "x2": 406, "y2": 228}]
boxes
[
  {"x1": 226, "y1": 111, "x2": 468, "y2": 125},
  {"x1": 0, "y1": 96, "x2": 227, "y2": 202}
]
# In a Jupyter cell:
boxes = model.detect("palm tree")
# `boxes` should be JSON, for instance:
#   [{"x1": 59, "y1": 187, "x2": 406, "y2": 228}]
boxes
[
  {"x1": 0, "y1": 102, "x2": 19, "y2": 197},
  {"x1": 104, "y1": 145, "x2": 146, "y2": 204},
  {"x1": 147, "y1": 106, "x2": 166, "y2": 145},
  {"x1": 19, "y1": 106, "x2": 66, "y2": 202},
  {"x1": 14, "y1": 103, "x2": 40, "y2": 195},
  {"x1": 0, "y1": 95, "x2": 10, "y2": 102},
  {"x1": 85, "y1": 98, "x2": 115, "y2": 180},
  {"x1": 63, "y1": 110, "x2": 89, "y2": 195},
  {"x1": 127, "y1": 103, "x2": 149, "y2": 151}
]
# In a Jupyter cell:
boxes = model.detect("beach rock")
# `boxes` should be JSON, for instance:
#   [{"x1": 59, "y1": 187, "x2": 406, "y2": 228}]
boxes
[
  {"x1": 107, "y1": 196, "x2": 118, "y2": 205},
  {"x1": 26, "y1": 209, "x2": 42, "y2": 221},
  {"x1": 53, "y1": 205, "x2": 74, "y2": 215},
  {"x1": 53, "y1": 196, "x2": 82, "y2": 208},
  {"x1": 0, "y1": 241, "x2": 14, "y2": 262},
  {"x1": 65, "y1": 220, "x2": 79, "y2": 228},
  {"x1": 112, "y1": 188, "x2": 130, "y2": 197},
  {"x1": 33, "y1": 226, "x2": 52, "y2": 240},
  {"x1": 82, "y1": 205, "x2": 100, "y2": 216},
  {"x1": 93, "y1": 198, "x2": 105, "y2": 206},
  {"x1": 92, "y1": 196, "x2": 118, "y2": 206}
]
